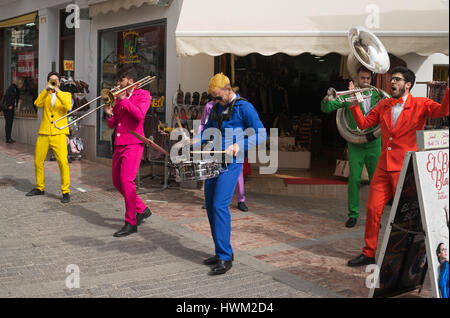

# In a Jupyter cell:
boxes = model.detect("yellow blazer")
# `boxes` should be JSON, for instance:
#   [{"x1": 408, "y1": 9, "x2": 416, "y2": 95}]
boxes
[{"x1": 34, "y1": 89, "x2": 72, "y2": 135}]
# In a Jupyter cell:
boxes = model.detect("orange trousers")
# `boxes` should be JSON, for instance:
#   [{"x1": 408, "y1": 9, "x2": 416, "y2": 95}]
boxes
[{"x1": 362, "y1": 167, "x2": 401, "y2": 258}]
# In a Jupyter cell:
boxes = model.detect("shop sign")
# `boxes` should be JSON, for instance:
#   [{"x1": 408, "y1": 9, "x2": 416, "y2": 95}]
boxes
[
  {"x1": 152, "y1": 96, "x2": 165, "y2": 108},
  {"x1": 119, "y1": 30, "x2": 141, "y2": 64},
  {"x1": 417, "y1": 129, "x2": 449, "y2": 151},
  {"x1": 64, "y1": 60, "x2": 75, "y2": 71},
  {"x1": 16, "y1": 51, "x2": 34, "y2": 77}
]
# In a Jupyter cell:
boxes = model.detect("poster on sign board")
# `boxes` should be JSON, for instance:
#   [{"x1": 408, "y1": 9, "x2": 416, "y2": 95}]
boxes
[
  {"x1": 370, "y1": 153, "x2": 427, "y2": 298},
  {"x1": 16, "y1": 51, "x2": 34, "y2": 77},
  {"x1": 369, "y1": 150, "x2": 449, "y2": 298},
  {"x1": 414, "y1": 149, "x2": 449, "y2": 298}
]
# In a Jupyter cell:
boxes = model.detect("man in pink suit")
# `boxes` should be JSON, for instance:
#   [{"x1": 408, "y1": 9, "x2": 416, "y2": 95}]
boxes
[
  {"x1": 104, "y1": 66, "x2": 152, "y2": 237},
  {"x1": 199, "y1": 100, "x2": 248, "y2": 212}
]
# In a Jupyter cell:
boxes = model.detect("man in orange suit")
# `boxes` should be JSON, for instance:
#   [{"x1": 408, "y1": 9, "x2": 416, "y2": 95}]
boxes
[{"x1": 347, "y1": 66, "x2": 449, "y2": 267}]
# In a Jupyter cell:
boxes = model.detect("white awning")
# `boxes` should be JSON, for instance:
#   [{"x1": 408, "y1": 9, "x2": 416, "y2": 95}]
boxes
[
  {"x1": 175, "y1": 0, "x2": 449, "y2": 57},
  {"x1": 89, "y1": 0, "x2": 169, "y2": 17}
]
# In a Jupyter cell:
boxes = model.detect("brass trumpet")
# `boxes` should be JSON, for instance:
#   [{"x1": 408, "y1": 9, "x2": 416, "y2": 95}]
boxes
[
  {"x1": 326, "y1": 86, "x2": 374, "y2": 104},
  {"x1": 47, "y1": 79, "x2": 58, "y2": 92},
  {"x1": 54, "y1": 75, "x2": 156, "y2": 130}
]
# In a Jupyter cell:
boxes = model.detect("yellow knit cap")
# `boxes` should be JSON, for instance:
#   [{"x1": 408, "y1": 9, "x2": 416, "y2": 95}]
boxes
[{"x1": 208, "y1": 72, "x2": 230, "y2": 94}]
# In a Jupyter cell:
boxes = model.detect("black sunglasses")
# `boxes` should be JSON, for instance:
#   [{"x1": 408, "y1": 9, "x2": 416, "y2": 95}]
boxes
[{"x1": 210, "y1": 95, "x2": 223, "y2": 101}]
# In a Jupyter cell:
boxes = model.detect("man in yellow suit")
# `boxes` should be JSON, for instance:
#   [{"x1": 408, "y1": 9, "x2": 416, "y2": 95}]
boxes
[{"x1": 26, "y1": 72, "x2": 72, "y2": 203}]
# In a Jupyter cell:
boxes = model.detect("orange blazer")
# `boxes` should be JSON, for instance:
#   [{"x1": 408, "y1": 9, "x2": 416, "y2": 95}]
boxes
[{"x1": 350, "y1": 87, "x2": 449, "y2": 172}]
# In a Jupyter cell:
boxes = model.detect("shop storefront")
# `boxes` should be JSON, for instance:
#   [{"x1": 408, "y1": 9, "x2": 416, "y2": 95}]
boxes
[
  {"x1": 96, "y1": 20, "x2": 167, "y2": 158},
  {"x1": 1, "y1": 12, "x2": 39, "y2": 118},
  {"x1": 1, "y1": 0, "x2": 180, "y2": 161},
  {"x1": 215, "y1": 52, "x2": 413, "y2": 171},
  {"x1": 176, "y1": 0, "x2": 449, "y2": 175}
]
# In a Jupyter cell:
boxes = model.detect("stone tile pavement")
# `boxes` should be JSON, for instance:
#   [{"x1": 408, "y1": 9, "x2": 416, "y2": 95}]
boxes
[{"x1": 0, "y1": 142, "x2": 432, "y2": 298}]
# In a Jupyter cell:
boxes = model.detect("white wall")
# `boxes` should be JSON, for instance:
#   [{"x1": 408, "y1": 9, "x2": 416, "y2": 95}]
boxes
[
  {"x1": 0, "y1": 0, "x2": 72, "y2": 20},
  {"x1": 179, "y1": 54, "x2": 214, "y2": 95},
  {"x1": 401, "y1": 53, "x2": 449, "y2": 97}
]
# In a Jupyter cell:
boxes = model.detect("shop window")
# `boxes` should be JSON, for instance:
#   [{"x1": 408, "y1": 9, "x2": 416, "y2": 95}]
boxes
[
  {"x1": 97, "y1": 21, "x2": 166, "y2": 158},
  {"x1": 433, "y1": 65, "x2": 448, "y2": 81},
  {"x1": 3, "y1": 21, "x2": 39, "y2": 118},
  {"x1": 232, "y1": 52, "x2": 346, "y2": 154},
  {"x1": 59, "y1": 9, "x2": 75, "y2": 78}
]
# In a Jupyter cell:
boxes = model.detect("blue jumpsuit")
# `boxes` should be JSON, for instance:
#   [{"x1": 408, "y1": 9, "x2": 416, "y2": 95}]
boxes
[{"x1": 201, "y1": 96, "x2": 266, "y2": 261}]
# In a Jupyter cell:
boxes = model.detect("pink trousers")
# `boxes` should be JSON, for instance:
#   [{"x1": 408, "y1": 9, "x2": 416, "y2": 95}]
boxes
[
  {"x1": 112, "y1": 143, "x2": 147, "y2": 226},
  {"x1": 235, "y1": 166, "x2": 245, "y2": 203}
]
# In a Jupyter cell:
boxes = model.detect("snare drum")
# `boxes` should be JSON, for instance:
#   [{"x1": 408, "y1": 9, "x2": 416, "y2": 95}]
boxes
[{"x1": 174, "y1": 159, "x2": 222, "y2": 182}]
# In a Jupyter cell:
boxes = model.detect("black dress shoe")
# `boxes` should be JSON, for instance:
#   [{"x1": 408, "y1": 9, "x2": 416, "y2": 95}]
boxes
[
  {"x1": 347, "y1": 254, "x2": 375, "y2": 267},
  {"x1": 237, "y1": 202, "x2": 248, "y2": 212},
  {"x1": 61, "y1": 193, "x2": 70, "y2": 203},
  {"x1": 203, "y1": 255, "x2": 219, "y2": 265},
  {"x1": 26, "y1": 188, "x2": 45, "y2": 196},
  {"x1": 136, "y1": 207, "x2": 152, "y2": 225},
  {"x1": 345, "y1": 217, "x2": 357, "y2": 228},
  {"x1": 113, "y1": 222, "x2": 137, "y2": 237},
  {"x1": 6, "y1": 139, "x2": 15, "y2": 144},
  {"x1": 203, "y1": 254, "x2": 234, "y2": 265},
  {"x1": 209, "y1": 260, "x2": 232, "y2": 275}
]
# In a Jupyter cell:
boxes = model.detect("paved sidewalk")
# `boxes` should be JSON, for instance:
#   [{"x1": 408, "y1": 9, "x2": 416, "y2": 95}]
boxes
[{"x1": 0, "y1": 142, "x2": 431, "y2": 298}]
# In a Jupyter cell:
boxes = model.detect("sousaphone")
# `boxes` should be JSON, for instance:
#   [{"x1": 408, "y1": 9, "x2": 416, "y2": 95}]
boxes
[{"x1": 333, "y1": 27, "x2": 390, "y2": 144}]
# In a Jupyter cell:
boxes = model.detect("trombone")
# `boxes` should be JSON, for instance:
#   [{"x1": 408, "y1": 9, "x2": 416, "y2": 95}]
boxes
[{"x1": 54, "y1": 75, "x2": 156, "y2": 130}]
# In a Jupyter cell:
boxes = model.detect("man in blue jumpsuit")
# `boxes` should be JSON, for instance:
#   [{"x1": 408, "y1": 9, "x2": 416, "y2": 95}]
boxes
[{"x1": 200, "y1": 73, "x2": 266, "y2": 275}]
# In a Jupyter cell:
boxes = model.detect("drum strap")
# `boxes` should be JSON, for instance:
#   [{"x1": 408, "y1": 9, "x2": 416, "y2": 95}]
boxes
[{"x1": 211, "y1": 97, "x2": 247, "y2": 130}]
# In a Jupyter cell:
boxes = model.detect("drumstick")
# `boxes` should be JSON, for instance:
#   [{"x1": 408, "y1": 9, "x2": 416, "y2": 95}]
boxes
[{"x1": 175, "y1": 115, "x2": 189, "y2": 140}]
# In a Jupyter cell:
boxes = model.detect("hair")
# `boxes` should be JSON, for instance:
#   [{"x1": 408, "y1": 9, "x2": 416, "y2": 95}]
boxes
[
  {"x1": 117, "y1": 65, "x2": 138, "y2": 81},
  {"x1": 391, "y1": 66, "x2": 416, "y2": 90},
  {"x1": 357, "y1": 65, "x2": 372, "y2": 75},
  {"x1": 208, "y1": 72, "x2": 231, "y2": 94},
  {"x1": 436, "y1": 243, "x2": 444, "y2": 260},
  {"x1": 47, "y1": 71, "x2": 61, "y2": 82}
]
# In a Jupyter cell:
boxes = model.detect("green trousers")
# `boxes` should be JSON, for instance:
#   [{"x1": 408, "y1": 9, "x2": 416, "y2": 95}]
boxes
[{"x1": 347, "y1": 139, "x2": 381, "y2": 219}]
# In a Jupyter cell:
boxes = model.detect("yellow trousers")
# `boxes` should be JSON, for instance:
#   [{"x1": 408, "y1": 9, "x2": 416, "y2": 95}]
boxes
[{"x1": 34, "y1": 134, "x2": 70, "y2": 194}]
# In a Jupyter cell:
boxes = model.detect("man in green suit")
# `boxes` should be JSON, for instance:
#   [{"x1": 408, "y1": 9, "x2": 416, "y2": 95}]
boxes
[{"x1": 321, "y1": 66, "x2": 383, "y2": 228}]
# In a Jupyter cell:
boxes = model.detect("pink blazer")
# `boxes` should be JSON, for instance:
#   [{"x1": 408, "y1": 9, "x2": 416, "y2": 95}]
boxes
[{"x1": 106, "y1": 88, "x2": 151, "y2": 146}]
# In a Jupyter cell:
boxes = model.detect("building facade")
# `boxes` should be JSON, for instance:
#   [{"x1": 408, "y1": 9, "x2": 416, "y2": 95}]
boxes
[{"x1": 1, "y1": 0, "x2": 448, "y2": 169}]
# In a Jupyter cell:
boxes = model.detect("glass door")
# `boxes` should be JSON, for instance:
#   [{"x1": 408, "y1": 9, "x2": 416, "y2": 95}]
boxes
[{"x1": 97, "y1": 20, "x2": 166, "y2": 158}]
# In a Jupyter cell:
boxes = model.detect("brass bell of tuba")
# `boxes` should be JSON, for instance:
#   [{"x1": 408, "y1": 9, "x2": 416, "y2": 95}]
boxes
[{"x1": 334, "y1": 27, "x2": 391, "y2": 144}]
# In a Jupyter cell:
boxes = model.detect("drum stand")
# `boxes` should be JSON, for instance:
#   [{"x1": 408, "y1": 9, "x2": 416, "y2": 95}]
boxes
[{"x1": 136, "y1": 150, "x2": 180, "y2": 194}]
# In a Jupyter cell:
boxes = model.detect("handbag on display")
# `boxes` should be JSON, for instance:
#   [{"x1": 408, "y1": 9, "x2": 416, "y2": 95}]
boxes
[
  {"x1": 334, "y1": 146, "x2": 349, "y2": 178},
  {"x1": 192, "y1": 92, "x2": 200, "y2": 106},
  {"x1": 184, "y1": 92, "x2": 191, "y2": 105},
  {"x1": 200, "y1": 92, "x2": 208, "y2": 106},
  {"x1": 176, "y1": 84, "x2": 184, "y2": 105},
  {"x1": 334, "y1": 159, "x2": 350, "y2": 178}
]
